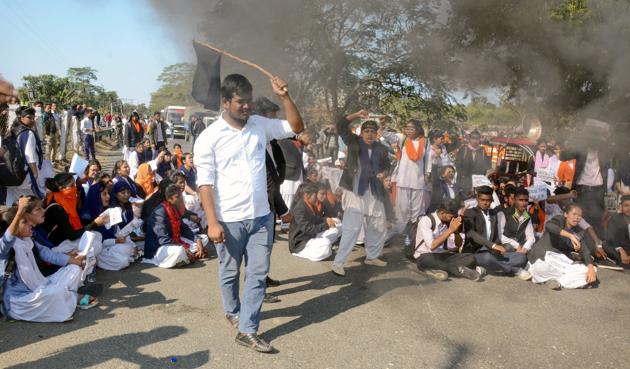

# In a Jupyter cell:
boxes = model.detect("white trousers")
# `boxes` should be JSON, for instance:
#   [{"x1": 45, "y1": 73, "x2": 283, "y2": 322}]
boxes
[
  {"x1": 8, "y1": 264, "x2": 82, "y2": 322},
  {"x1": 96, "y1": 238, "x2": 136, "y2": 271},
  {"x1": 334, "y1": 208, "x2": 387, "y2": 266},
  {"x1": 142, "y1": 238, "x2": 196, "y2": 268},
  {"x1": 293, "y1": 227, "x2": 342, "y2": 262},
  {"x1": 396, "y1": 187, "x2": 430, "y2": 227},
  {"x1": 529, "y1": 251, "x2": 592, "y2": 289}
]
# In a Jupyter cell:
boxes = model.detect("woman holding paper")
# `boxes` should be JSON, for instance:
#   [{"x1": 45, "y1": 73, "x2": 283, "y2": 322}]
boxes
[
  {"x1": 110, "y1": 180, "x2": 145, "y2": 251},
  {"x1": 0, "y1": 198, "x2": 98, "y2": 322},
  {"x1": 41, "y1": 173, "x2": 105, "y2": 256},
  {"x1": 84, "y1": 182, "x2": 137, "y2": 270}
]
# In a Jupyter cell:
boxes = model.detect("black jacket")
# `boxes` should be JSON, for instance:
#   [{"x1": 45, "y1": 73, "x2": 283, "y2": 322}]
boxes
[
  {"x1": 528, "y1": 215, "x2": 595, "y2": 265},
  {"x1": 266, "y1": 140, "x2": 288, "y2": 215},
  {"x1": 125, "y1": 122, "x2": 144, "y2": 148},
  {"x1": 605, "y1": 213, "x2": 630, "y2": 253},
  {"x1": 336, "y1": 114, "x2": 390, "y2": 202},
  {"x1": 429, "y1": 178, "x2": 463, "y2": 213},
  {"x1": 288, "y1": 199, "x2": 328, "y2": 254},
  {"x1": 145, "y1": 203, "x2": 195, "y2": 259},
  {"x1": 278, "y1": 138, "x2": 304, "y2": 181},
  {"x1": 462, "y1": 207, "x2": 500, "y2": 253},
  {"x1": 455, "y1": 145, "x2": 490, "y2": 191}
]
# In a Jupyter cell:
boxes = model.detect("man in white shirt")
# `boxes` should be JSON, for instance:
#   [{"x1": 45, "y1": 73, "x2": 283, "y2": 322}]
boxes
[
  {"x1": 196, "y1": 74, "x2": 304, "y2": 353},
  {"x1": 80, "y1": 109, "x2": 96, "y2": 160},
  {"x1": 414, "y1": 199, "x2": 484, "y2": 281}
]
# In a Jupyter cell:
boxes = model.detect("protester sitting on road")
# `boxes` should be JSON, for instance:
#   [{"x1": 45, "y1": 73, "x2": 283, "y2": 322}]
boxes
[
  {"x1": 604, "y1": 195, "x2": 630, "y2": 267},
  {"x1": 528, "y1": 204, "x2": 598, "y2": 290},
  {"x1": 143, "y1": 184, "x2": 206, "y2": 268},
  {"x1": 84, "y1": 181, "x2": 137, "y2": 271},
  {"x1": 134, "y1": 163, "x2": 158, "y2": 200},
  {"x1": 178, "y1": 152, "x2": 197, "y2": 195},
  {"x1": 127, "y1": 142, "x2": 146, "y2": 179},
  {"x1": 154, "y1": 149, "x2": 176, "y2": 179},
  {"x1": 41, "y1": 173, "x2": 106, "y2": 254},
  {"x1": 496, "y1": 187, "x2": 536, "y2": 260},
  {"x1": 316, "y1": 182, "x2": 340, "y2": 218},
  {"x1": 0, "y1": 198, "x2": 97, "y2": 322},
  {"x1": 112, "y1": 159, "x2": 140, "y2": 197},
  {"x1": 414, "y1": 199, "x2": 485, "y2": 281},
  {"x1": 172, "y1": 143, "x2": 183, "y2": 168},
  {"x1": 289, "y1": 183, "x2": 341, "y2": 262},
  {"x1": 463, "y1": 185, "x2": 530, "y2": 280}
]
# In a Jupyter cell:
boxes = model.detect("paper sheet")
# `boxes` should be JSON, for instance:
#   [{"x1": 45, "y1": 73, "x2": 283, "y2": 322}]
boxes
[
  {"x1": 100, "y1": 207, "x2": 123, "y2": 229},
  {"x1": 77, "y1": 232, "x2": 97, "y2": 281},
  {"x1": 69, "y1": 153, "x2": 89, "y2": 178}
]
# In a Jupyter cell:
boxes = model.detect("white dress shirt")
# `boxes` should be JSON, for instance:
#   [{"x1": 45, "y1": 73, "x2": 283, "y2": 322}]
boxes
[
  {"x1": 80, "y1": 117, "x2": 94, "y2": 136},
  {"x1": 414, "y1": 212, "x2": 462, "y2": 258},
  {"x1": 194, "y1": 113, "x2": 296, "y2": 222}
]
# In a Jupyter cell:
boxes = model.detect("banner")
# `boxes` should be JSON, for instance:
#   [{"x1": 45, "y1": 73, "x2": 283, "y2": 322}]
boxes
[{"x1": 526, "y1": 184, "x2": 548, "y2": 202}]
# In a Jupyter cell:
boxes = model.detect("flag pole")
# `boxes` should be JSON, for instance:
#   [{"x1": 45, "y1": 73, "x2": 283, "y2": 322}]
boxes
[{"x1": 193, "y1": 39, "x2": 275, "y2": 80}]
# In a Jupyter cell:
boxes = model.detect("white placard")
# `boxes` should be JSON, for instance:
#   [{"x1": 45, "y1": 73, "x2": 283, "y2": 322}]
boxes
[
  {"x1": 69, "y1": 153, "x2": 89, "y2": 178},
  {"x1": 77, "y1": 231, "x2": 97, "y2": 281},
  {"x1": 472, "y1": 175, "x2": 492, "y2": 188},
  {"x1": 527, "y1": 184, "x2": 548, "y2": 202},
  {"x1": 464, "y1": 198, "x2": 478, "y2": 209},
  {"x1": 535, "y1": 167, "x2": 556, "y2": 183}
]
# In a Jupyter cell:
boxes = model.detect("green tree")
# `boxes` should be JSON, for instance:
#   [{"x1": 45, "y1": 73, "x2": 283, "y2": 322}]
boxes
[{"x1": 149, "y1": 63, "x2": 198, "y2": 113}]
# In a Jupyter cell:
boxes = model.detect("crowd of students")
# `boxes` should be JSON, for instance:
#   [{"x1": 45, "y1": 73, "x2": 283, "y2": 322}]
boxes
[{"x1": 0, "y1": 75, "x2": 628, "y2": 354}]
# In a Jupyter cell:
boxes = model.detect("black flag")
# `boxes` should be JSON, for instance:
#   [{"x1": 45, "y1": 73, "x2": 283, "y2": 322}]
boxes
[{"x1": 192, "y1": 41, "x2": 222, "y2": 111}]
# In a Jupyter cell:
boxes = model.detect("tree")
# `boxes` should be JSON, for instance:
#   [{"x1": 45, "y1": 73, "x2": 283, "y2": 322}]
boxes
[{"x1": 149, "y1": 63, "x2": 198, "y2": 112}]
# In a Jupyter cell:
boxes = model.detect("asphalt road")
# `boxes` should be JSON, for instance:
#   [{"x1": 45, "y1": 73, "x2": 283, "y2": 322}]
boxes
[{"x1": 0, "y1": 137, "x2": 628, "y2": 369}]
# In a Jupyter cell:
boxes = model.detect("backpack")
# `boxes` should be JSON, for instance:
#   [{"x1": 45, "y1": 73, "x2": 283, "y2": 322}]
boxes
[
  {"x1": 0, "y1": 127, "x2": 32, "y2": 186},
  {"x1": 404, "y1": 214, "x2": 436, "y2": 260}
]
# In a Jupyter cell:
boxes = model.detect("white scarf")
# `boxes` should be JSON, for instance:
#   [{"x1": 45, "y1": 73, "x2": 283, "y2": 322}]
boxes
[{"x1": 12, "y1": 236, "x2": 47, "y2": 291}]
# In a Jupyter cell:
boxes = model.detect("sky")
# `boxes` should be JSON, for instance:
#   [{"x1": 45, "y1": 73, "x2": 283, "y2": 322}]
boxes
[{"x1": 0, "y1": 0, "x2": 185, "y2": 105}]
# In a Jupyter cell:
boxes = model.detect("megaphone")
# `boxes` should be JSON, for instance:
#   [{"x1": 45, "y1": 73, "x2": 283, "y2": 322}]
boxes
[{"x1": 518, "y1": 116, "x2": 542, "y2": 141}]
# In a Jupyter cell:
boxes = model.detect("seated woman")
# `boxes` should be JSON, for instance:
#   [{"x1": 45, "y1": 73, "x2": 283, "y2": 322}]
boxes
[
  {"x1": 144, "y1": 184, "x2": 206, "y2": 268},
  {"x1": 112, "y1": 159, "x2": 140, "y2": 198},
  {"x1": 0, "y1": 198, "x2": 97, "y2": 322},
  {"x1": 289, "y1": 183, "x2": 341, "y2": 262},
  {"x1": 134, "y1": 163, "x2": 158, "y2": 200},
  {"x1": 154, "y1": 149, "x2": 176, "y2": 179},
  {"x1": 317, "y1": 182, "x2": 341, "y2": 218},
  {"x1": 110, "y1": 180, "x2": 144, "y2": 252},
  {"x1": 41, "y1": 173, "x2": 106, "y2": 256},
  {"x1": 528, "y1": 204, "x2": 598, "y2": 290},
  {"x1": 76, "y1": 160, "x2": 102, "y2": 195},
  {"x1": 84, "y1": 181, "x2": 137, "y2": 271}
]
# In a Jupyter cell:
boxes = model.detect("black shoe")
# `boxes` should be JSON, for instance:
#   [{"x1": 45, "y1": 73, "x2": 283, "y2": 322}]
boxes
[
  {"x1": 226, "y1": 314, "x2": 239, "y2": 330},
  {"x1": 235, "y1": 332, "x2": 275, "y2": 353},
  {"x1": 263, "y1": 293, "x2": 281, "y2": 303},
  {"x1": 266, "y1": 276, "x2": 281, "y2": 287},
  {"x1": 456, "y1": 266, "x2": 481, "y2": 281},
  {"x1": 595, "y1": 258, "x2": 624, "y2": 271}
]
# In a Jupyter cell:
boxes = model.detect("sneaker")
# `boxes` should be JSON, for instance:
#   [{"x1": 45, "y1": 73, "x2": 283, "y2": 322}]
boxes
[
  {"x1": 425, "y1": 269, "x2": 448, "y2": 281},
  {"x1": 263, "y1": 293, "x2": 281, "y2": 304},
  {"x1": 546, "y1": 279, "x2": 562, "y2": 290},
  {"x1": 364, "y1": 257, "x2": 387, "y2": 267},
  {"x1": 331, "y1": 264, "x2": 346, "y2": 276},
  {"x1": 475, "y1": 266, "x2": 487, "y2": 279},
  {"x1": 595, "y1": 258, "x2": 624, "y2": 271},
  {"x1": 235, "y1": 332, "x2": 275, "y2": 353},
  {"x1": 515, "y1": 269, "x2": 532, "y2": 281},
  {"x1": 226, "y1": 314, "x2": 239, "y2": 329},
  {"x1": 457, "y1": 266, "x2": 481, "y2": 281}
]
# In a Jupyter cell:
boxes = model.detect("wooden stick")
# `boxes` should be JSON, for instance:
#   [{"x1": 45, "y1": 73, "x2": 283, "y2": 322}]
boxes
[{"x1": 193, "y1": 39, "x2": 275, "y2": 80}]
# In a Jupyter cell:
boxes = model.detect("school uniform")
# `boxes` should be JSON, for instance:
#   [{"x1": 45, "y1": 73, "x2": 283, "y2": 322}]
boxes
[{"x1": 289, "y1": 198, "x2": 341, "y2": 262}]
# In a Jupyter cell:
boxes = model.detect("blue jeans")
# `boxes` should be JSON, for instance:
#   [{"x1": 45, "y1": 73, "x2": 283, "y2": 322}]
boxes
[
  {"x1": 216, "y1": 213, "x2": 274, "y2": 333},
  {"x1": 475, "y1": 249, "x2": 527, "y2": 275},
  {"x1": 84, "y1": 134, "x2": 95, "y2": 160}
]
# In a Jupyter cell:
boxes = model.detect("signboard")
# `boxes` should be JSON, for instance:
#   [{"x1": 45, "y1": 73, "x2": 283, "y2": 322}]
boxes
[
  {"x1": 535, "y1": 167, "x2": 556, "y2": 184},
  {"x1": 526, "y1": 184, "x2": 548, "y2": 202},
  {"x1": 472, "y1": 175, "x2": 492, "y2": 188},
  {"x1": 605, "y1": 192, "x2": 619, "y2": 212}
]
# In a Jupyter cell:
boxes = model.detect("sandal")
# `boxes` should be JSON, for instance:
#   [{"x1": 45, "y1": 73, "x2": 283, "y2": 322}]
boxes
[{"x1": 77, "y1": 294, "x2": 99, "y2": 310}]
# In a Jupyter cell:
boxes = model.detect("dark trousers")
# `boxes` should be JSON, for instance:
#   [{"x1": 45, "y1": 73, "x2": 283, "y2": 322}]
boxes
[
  {"x1": 417, "y1": 252, "x2": 476, "y2": 275},
  {"x1": 576, "y1": 185, "x2": 605, "y2": 238},
  {"x1": 84, "y1": 134, "x2": 95, "y2": 160},
  {"x1": 327, "y1": 147, "x2": 338, "y2": 162},
  {"x1": 474, "y1": 249, "x2": 527, "y2": 275},
  {"x1": 604, "y1": 243, "x2": 629, "y2": 266}
]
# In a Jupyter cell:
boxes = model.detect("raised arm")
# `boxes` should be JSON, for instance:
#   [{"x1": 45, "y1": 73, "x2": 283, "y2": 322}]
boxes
[{"x1": 271, "y1": 77, "x2": 303, "y2": 134}]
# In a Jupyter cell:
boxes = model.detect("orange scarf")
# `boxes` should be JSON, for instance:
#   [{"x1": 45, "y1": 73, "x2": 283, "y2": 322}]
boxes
[
  {"x1": 173, "y1": 147, "x2": 183, "y2": 168},
  {"x1": 397, "y1": 136, "x2": 425, "y2": 161},
  {"x1": 135, "y1": 163, "x2": 157, "y2": 197},
  {"x1": 132, "y1": 119, "x2": 142, "y2": 134},
  {"x1": 46, "y1": 187, "x2": 82, "y2": 230}
]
